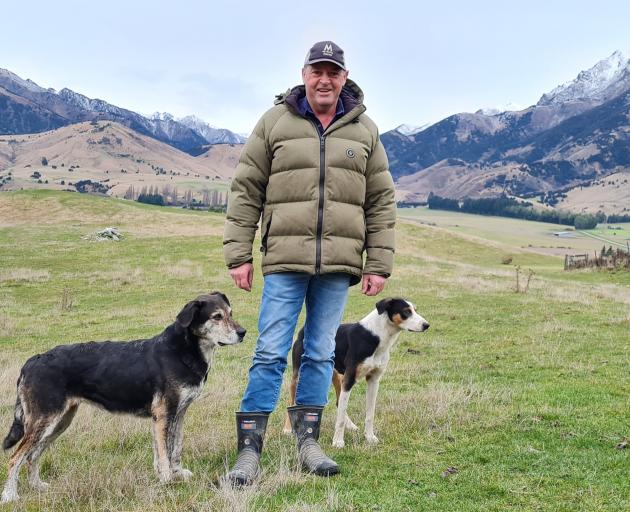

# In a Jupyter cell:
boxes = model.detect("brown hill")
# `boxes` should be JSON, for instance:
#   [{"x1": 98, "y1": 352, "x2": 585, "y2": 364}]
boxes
[
  {"x1": 555, "y1": 172, "x2": 630, "y2": 214},
  {"x1": 0, "y1": 121, "x2": 242, "y2": 201}
]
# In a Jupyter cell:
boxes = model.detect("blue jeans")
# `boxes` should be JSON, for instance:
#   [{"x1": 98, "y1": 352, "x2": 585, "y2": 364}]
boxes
[{"x1": 240, "y1": 272, "x2": 350, "y2": 413}]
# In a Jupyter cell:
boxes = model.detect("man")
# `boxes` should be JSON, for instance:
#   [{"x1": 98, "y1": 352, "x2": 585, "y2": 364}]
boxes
[{"x1": 222, "y1": 40, "x2": 396, "y2": 485}]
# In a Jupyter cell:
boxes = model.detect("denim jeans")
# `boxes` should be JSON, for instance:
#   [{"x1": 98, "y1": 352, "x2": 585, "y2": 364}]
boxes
[{"x1": 240, "y1": 272, "x2": 350, "y2": 413}]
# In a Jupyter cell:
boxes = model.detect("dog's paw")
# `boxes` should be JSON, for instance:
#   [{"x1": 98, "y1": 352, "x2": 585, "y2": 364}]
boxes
[
  {"x1": 158, "y1": 470, "x2": 174, "y2": 484},
  {"x1": 30, "y1": 480, "x2": 50, "y2": 492},
  {"x1": 1, "y1": 490, "x2": 19, "y2": 503},
  {"x1": 345, "y1": 417, "x2": 359, "y2": 431},
  {"x1": 173, "y1": 468, "x2": 193, "y2": 481},
  {"x1": 365, "y1": 433, "x2": 379, "y2": 445},
  {"x1": 332, "y1": 437, "x2": 345, "y2": 449}
]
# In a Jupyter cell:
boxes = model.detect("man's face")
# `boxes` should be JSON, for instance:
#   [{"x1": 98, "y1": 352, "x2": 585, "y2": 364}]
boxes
[{"x1": 302, "y1": 62, "x2": 348, "y2": 114}]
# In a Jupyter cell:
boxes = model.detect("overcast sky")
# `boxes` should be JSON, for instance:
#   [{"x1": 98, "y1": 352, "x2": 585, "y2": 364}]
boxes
[{"x1": 2, "y1": 0, "x2": 630, "y2": 134}]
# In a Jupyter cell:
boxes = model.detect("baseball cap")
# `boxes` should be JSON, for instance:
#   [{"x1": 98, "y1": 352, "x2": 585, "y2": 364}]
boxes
[{"x1": 304, "y1": 41, "x2": 346, "y2": 70}]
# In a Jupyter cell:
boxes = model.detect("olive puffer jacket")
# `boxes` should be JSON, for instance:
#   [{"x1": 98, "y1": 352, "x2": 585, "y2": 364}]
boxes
[{"x1": 223, "y1": 79, "x2": 395, "y2": 285}]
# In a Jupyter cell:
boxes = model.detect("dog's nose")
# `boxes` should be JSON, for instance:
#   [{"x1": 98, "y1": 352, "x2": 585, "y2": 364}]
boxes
[
  {"x1": 237, "y1": 327, "x2": 247, "y2": 340},
  {"x1": 422, "y1": 322, "x2": 430, "y2": 331}
]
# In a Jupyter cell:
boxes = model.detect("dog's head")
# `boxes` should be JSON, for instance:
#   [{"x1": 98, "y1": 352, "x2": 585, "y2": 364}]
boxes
[
  {"x1": 375, "y1": 298, "x2": 429, "y2": 332},
  {"x1": 176, "y1": 292, "x2": 246, "y2": 349}
]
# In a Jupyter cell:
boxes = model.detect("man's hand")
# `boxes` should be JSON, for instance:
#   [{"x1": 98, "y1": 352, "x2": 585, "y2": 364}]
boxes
[
  {"x1": 361, "y1": 274, "x2": 387, "y2": 296},
  {"x1": 229, "y1": 263, "x2": 254, "y2": 292}
]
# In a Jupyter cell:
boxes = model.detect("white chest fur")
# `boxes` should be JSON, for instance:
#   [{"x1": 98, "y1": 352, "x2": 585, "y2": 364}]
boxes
[{"x1": 355, "y1": 350, "x2": 391, "y2": 380}]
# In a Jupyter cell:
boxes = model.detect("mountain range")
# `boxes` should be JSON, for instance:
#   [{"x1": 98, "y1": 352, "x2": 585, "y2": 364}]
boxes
[
  {"x1": 2, "y1": 51, "x2": 630, "y2": 214},
  {"x1": 382, "y1": 50, "x2": 630, "y2": 208},
  {"x1": 0, "y1": 68, "x2": 245, "y2": 153}
]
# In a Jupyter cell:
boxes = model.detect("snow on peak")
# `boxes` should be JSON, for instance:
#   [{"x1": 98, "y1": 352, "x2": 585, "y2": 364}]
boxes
[
  {"x1": 395, "y1": 123, "x2": 431, "y2": 136},
  {"x1": 476, "y1": 102, "x2": 524, "y2": 116},
  {"x1": 179, "y1": 114, "x2": 218, "y2": 130},
  {"x1": 538, "y1": 50, "x2": 630, "y2": 106},
  {"x1": 150, "y1": 112, "x2": 175, "y2": 122},
  {"x1": 0, "y1": 68, "x2": 50, "y2": 93}
]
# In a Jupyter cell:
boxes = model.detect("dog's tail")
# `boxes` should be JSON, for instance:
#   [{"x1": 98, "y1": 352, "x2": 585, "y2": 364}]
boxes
[{"x1": 3, "y1": 383, "x2": 25, "y2": 451}]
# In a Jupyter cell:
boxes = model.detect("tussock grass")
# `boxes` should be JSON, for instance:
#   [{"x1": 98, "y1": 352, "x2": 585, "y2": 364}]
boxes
[{"x1": 0, "y1": 191, "x2": 629, "y2": 511}]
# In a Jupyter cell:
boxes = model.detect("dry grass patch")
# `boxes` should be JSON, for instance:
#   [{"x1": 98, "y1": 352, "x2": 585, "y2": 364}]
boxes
[
  {"x1": 123, "y1": 216, "x2": 224, "y2": 238},
  {"x1": 538, "y1": 279, "x2": 630, "y2": 306},
  {"x1": 0, "y1": 268, "x2": 50, "y2": 283},
  {"x1": 0, "y1": 314, "x2": 16, "y2": 338},
  {"x1": 0, "y1": 362, "x2": 21, "y2": 408},
  {"x1": 109, "y1": 267, "x2": 145, "y2": 287},
  {"x1": 161, "y1": 259, "x2": 203, "y2": 279},
  {"x1": 0, "y1": 195, "x2": 69, "y2": 227},
  {"x1": 377, "y1": 379, "x2": 513, "y2": 438},
  {"x1": 444, "y1": 273, "x2": 510, "y2": 294}
]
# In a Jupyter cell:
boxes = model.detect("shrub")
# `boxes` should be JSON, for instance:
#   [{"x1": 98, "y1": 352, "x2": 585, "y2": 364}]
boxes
[{"x1": 574, "y1": 214, "x2": 598, "y2": 230}]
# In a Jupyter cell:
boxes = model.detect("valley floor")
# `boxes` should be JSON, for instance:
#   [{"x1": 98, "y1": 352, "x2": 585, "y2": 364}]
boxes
[{"x1": 0, "y1": 191, "x2": 628, "y2": 511}]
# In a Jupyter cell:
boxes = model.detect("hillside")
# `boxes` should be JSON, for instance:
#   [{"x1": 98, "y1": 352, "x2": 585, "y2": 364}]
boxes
[
  {"x1": 0, "y1": 121, "x2": 243, "y2": 200},
  {"x1": 383, "y1": 51, "x2": 630, "y2": 209},
  {"x1": 555, "y1": 172, "x2": 630, "y2": 214},
  {"x1": 0, "y1": 68, "x2": 245, "y2": 152}
]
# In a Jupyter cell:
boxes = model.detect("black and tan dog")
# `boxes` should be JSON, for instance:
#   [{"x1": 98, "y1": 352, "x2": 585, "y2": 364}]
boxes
[
  {"x1": 284, "y1": 298, "x2": 429, "y2": 448},
  {"x1": 1, "y1": 292, "x2": 245, "y2": 503}
]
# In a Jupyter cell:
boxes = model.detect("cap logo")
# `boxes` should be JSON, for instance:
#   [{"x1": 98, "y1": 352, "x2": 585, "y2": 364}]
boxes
[{"x1": 322, "y1": 44, "x2": 333, "y2": 57}]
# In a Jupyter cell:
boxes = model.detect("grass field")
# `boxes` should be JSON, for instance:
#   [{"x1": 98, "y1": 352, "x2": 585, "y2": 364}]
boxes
[
  {"x1": 397, "y1": 207, "x2": 630, "y2": 256},
  {"x1": 1, "y1": 190, "x2": 629, "y2": 511}
]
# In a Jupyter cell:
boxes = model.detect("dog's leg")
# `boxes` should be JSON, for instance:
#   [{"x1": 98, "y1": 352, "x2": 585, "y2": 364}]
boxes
[
  {"x1": 168, "y1": 406, "x2": 192, "y2": 481},
  {"x1": 27, "y1": 403, "x2": 79, "y2": 492},
  {"x1": 332, "y1": 388, "x2": 352, "y2": 448},
  {"x1": 333, "y1": 370, "x2": 358, "y2": 431},
  {"x1": 1, "y1": 419, "x2": 49, "y2": 503},
  {"x1": 364, "y1": 373, "x2": 382, "y2": 445},
  {"x1": 332, "y1": 372, "x2": 357, "y2": 449},
  {"x1": 283, "y1": 372, "x2": 299, "y2": 435},
  {"x1": 151, "y1": 396, "x2": 173, "y2": 483}
]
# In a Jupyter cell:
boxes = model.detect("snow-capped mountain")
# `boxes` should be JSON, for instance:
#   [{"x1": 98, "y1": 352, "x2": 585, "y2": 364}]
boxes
[
  {"x1": 382, "y1": 49, "x2": 630, "y2": 203},
  {"x1": 179, "y1": 115, "x2": 246, "y2": 144},
  {"x1": 538, "y1": 50, "x2": 630, "y2": 106},
  {"x1": 0, "y1": 68, "x2": 244, "y2": 153},
  {"x1": 394, "y1": 123, "x2": 432, "y2": 136},
  {"x1": 0, "y1": 68, "x2": 51, "y2": 94}
]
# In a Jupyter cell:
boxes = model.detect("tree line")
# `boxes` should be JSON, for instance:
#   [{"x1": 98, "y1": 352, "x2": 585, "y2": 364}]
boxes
[
  {"x1": 124, "y1": 184, "x2": 227, "y2": 209},
  {"x1": 426, "y1": 193, "x2": 600, "y2": 229}
]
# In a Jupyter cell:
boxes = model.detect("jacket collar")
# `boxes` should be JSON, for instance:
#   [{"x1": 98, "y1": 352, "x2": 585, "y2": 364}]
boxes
[{"x1": 275, "y1": 79, "x2": 366, "y2": 129}]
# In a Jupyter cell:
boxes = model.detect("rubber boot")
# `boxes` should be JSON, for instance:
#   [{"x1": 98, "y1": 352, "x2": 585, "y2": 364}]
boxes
[
  {"x1": 226, "y1": 412, "x2": 269, "y2": 486},
  {"x1": 287, "y1": 405, "x2": 339, "y2": 476}
]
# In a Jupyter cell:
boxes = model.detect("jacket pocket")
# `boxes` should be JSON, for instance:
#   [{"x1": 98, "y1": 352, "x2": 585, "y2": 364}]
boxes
[{"x1": 260, "y1": 211, "x2": 273, "y2": 254}]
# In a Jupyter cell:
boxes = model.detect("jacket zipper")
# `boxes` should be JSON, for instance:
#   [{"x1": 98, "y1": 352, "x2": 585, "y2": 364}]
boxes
[{"x1": 314, "y1": 126, "x2": 326, "y2": 275}]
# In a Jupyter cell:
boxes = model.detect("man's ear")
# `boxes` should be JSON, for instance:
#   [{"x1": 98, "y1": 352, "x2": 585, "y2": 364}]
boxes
[
  {"x1": 176, "y1": 300, "x2": 201, "y2": 328},
  {"x1": 211, "y1": 291, "x2": 230, "y2": 307},
  {"x1": 376, "y1": 298, "x2": 392, "y2": 315}
]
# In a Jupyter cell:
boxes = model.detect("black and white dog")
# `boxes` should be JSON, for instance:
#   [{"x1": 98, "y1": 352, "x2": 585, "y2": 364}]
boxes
[
  {"x1": 284, "y1": 298, "x2": 429, "y2": 448},
  {"x1": 1, "y1": 292, "x2": 245, "y2": 503}
]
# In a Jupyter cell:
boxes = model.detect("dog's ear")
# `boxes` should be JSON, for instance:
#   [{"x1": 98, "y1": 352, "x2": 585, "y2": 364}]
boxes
[
  {"x1": 376, "y1": 298, "x2": 392, "y2": 315},
  {"x1": 176, "y1": 300, "x2": 202, "y2": 328},
  {"x1": 211, "y1": 291, "x2": 230, "y2": 307}
]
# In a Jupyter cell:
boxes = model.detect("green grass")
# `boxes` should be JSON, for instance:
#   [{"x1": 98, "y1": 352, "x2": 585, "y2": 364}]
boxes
[
  {"x1": 1, "y1": 190, "x2": 629, "y2": 511},
  {"x1": 397, "y1": 206, "x2": 630, "y2": 254}
]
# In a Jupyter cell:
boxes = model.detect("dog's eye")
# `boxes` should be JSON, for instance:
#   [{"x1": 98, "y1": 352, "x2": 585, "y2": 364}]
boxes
[{"x1": 212, "y1": 313, "x2": 223, "y2": 320}]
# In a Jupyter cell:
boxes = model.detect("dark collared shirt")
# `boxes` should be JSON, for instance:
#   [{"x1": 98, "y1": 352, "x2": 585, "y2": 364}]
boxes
[{"x1": 298, "y1": 96, "x2": 345, "y2": 135}]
